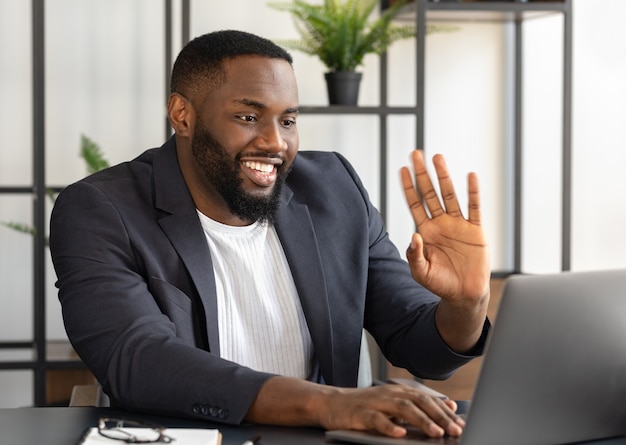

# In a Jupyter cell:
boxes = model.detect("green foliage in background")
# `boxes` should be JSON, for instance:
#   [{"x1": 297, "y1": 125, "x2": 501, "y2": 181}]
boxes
[
  {"x1": 268, "y1": 0, "x2": 448, "y2": 72},
  {"x1": 80, "y1": 134, "x2": 110, "y2": 174},
  {"x1": 1, "y1": 134, "x2": 110, "y2": 240}
]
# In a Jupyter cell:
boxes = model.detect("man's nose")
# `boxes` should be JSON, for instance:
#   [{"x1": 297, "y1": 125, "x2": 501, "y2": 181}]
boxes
[{"x1": 255, "y1": 122, "x2": 288, "y2": 153}]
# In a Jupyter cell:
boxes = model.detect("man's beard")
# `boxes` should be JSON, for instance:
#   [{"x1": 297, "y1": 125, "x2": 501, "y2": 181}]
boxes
[{"x1": 191, "y1": 124, "x2": 289, "y2": 224}]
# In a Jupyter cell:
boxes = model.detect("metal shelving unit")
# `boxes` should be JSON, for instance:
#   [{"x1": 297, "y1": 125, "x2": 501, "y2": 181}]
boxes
[
  {"x1": 0, "y1": 0, "x2": 191, "y2": 407},
  {"x1": 0, "y1": 0, "x2": 49, "y2": 407},
  {"x1": 409, "y1": 0, "x2": 573, "y2": 274},
  {"x1": 301, "y1": 0, "x2": 572, "y2": 274}
]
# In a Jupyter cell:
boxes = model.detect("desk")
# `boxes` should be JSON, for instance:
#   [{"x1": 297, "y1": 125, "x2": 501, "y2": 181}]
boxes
[
  {"x1": 1, "y1": 406, "x2": 625, "y2": 445},
  {"x1": 0, "y1": 407, "x2": 323, "y2": 445}
]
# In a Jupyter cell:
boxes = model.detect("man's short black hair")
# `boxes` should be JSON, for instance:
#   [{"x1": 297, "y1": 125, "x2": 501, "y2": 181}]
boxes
[{"x1": 170, "y1": 30, "x2": 293, "y2": 102}]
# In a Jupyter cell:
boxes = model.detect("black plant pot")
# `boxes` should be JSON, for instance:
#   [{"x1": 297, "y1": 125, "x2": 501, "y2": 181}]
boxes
[{"x1": 324, "y1": 71, "x2": 363, "y2": 106}]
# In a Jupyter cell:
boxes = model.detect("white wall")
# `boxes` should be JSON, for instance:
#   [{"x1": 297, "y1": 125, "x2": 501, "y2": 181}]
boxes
[
  {"x1": 565, "y1": 0, "x2": 626, "y2": 272},
  {"x1": 1, "y1": 0, "x2": 625, "y2": 406},
  {"x1": 521, "y1": 1, "x2": 626, "y2": 273}
]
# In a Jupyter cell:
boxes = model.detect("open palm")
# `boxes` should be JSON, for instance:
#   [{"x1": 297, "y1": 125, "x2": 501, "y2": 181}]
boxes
[{"x1": 400, "y1": 150, "x2": 490, "y2": 304}]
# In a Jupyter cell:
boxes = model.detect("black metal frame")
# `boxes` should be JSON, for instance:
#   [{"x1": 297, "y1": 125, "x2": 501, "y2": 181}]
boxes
[
  {"x1": 411, "y1": 0, "x2": 572, "y2": 274},
  {"x1": 0, "y1": 0, "x2": 191, "y2": 407},
  {"x1": 32, "y1": 0, "x2": 47, "y2": 407},
  {"x1": 301, "y1": 1, "x2": 573, "y2": 276},
  {"x1": 0, "y1": 0, "x2": 572, "y2": 404}
]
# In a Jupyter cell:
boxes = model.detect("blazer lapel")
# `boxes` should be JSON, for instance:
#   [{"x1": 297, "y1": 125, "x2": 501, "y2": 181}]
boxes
[
  {"x1": 149, "y1": 140, "x2": 336, "y2": 378},
  {"x1": 152, "y1": 138, "x2": 221, "y2": 355},
  {"x1": 275, "y1": 186, "x2": 336, "y2": 385}
]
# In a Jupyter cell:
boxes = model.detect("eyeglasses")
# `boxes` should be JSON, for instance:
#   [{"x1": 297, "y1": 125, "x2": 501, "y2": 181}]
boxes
[{"x1": 97, "y1": 418, "x2": 175, "y2": 443}]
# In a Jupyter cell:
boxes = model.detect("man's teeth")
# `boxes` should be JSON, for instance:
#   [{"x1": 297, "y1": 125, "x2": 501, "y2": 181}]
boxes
[{"x1": 243, "y1": 161, "x2": 274, "y2": 173}]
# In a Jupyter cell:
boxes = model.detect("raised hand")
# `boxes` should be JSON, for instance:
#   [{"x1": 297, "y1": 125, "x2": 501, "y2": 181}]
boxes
[
  {"x1": 400, "y1": 150, "x2": 490, "y2": 353},
  {"x1": 400, "y1": 150, "x2": 490, "y2": 303}
]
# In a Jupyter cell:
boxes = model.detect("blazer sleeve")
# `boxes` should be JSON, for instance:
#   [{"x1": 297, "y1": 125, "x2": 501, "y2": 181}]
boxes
[{"x1": 50, "y1": 177, "x2": 273, "y2": 424}]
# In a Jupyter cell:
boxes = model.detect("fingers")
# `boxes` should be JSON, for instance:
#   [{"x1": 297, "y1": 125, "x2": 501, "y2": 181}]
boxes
[
  {"x1": 391, "y1": 391, "x2": 464, "y2": 438},
  {"x1": 333, "y1": 385, "x2": 465, "y2": 439},
  {"x1": 365, "y1": 411, "x2": 411, "y2": 438},
  {"x1": 400, "y1": 165, "x2": 429, "y2": 227},
  {"x1": 467, "y1": 171, "x2": 482, "y2": 226},
  {"x1": 406, "y1": 233, "x2": 428, "y2": 282},
  {"x1": 401, "y1": 150, "x2": 481, "y2": 225},
  {"x1": 432, "y1": 154, "x2": 462, "y2": 217},
  {"x1": 409, "y1": 150, "x2": 446, "y2": 219}
]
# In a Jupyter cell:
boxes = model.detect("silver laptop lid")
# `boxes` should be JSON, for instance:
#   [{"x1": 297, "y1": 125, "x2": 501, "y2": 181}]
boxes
[{"x1": 462, "y1": 269, "x2": 626, "y2": 445}]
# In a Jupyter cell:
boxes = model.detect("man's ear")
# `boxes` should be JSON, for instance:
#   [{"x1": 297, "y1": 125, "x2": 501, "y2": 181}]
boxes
[{"x1": 167, "y1": 93, "x2": 194, "y2": 138}]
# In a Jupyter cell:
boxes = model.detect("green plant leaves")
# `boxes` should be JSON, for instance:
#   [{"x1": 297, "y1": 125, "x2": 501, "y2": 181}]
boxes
[
  {"x1": 81, "y1": 134, "x2": 110, "y2": 174},
  {"x1": 269, "y1": 0, "x2": 415, "y2": 72},
  {"x1": 1, "y1": 134, "x2": 110, "y2": 241}
]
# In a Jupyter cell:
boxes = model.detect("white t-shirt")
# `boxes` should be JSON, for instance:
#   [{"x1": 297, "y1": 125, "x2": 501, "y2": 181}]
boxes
[{"x1": 197, "y1": 211, "x2": 314, "y2": 379}]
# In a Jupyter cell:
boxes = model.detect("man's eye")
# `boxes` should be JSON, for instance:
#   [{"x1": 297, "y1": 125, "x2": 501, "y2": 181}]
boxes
[
  {"x1": 282, "y1": 119, "x2": 296, "y2": 128},
  {"x1": 238, "y1": 115, "x2": 256, "y2": 122}
]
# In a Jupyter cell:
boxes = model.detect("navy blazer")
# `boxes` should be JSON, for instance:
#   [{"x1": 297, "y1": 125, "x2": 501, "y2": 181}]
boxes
[{"x1": 50, "y1": 137, "x2": 485, "y2": 424}]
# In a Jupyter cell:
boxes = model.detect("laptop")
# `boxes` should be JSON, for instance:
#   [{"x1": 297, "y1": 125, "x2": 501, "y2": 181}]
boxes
[{"x1": 327, "y1": 269, "x2": 626, "y2": 445}]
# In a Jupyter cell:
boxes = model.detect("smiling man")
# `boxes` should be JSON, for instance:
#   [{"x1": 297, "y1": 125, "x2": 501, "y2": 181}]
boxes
[
  {"x1": 172, "y1": 53, "x2": 298, "y2": 226},
  {"x1": 50, "y1": 30, "x2": 491, "y2": 439}
]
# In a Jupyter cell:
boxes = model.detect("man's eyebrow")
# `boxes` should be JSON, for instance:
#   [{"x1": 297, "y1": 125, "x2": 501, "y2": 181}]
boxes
[
  {"x1": 235, "y1": 98, "x2": 299, "y2": 114},
  {"x1": 235, "y1": 98, "x2": 265, "y2": 109}
]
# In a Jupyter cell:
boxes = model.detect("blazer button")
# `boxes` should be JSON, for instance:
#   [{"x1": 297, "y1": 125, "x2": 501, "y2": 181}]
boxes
[
  {"x1": 192, "y1": 404, "x2": 201, "y2": 414},
  {"x1": 201, "y1": 405, "x2": 211, "y2": 416},
  {"x1": 209, "y1": 406, "x2": 220, "y2": 417},
  {"x1": 218, "y1": 408, "x2": 229, "y2": 419}
]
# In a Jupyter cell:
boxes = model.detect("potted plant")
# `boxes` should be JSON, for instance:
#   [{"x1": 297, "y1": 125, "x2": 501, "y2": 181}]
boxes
[{"x1": 268, "y1": 0, "x2": 416, "y2": 105}]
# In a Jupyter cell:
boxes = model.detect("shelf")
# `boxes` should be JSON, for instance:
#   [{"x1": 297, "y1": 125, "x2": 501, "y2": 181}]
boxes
[
  {"x1": 299, "y1": 105, "x2": 417, "y2": 115},
  {"x1": 0, "y1": 341, "x2": 84, "y2": 370},
  {"x1": 0, "y1": 186, "x2": 35, "y2": 194},
  {"x1": 396, "y1": 1, "x2": 568, "y2": 23},
  {"x1": 0, "y1": 342, "x2": 35, "y2": 367}
]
